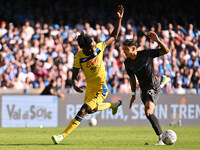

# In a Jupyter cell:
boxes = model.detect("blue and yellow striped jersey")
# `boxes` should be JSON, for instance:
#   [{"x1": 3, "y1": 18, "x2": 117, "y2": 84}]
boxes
[{"x1": 73, "y1": 41, "x2": 107, "y2": 87}]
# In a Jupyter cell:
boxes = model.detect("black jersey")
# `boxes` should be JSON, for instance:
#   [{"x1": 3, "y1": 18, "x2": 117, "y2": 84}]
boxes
[
  {"x1": 124, "y1": 49, "x2": 161, "y2": 91},
  {"x1": 40, "y1": 84, "x2": 58, "y2": 95}
]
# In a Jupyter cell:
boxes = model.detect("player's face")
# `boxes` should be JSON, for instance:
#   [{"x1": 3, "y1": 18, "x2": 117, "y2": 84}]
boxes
[
  {"x1": 83, "y1": 41, "x2": 95, "y2": 56},
  {"x1": 123, "y1": 45, "x2": 136, "y2": 58}
]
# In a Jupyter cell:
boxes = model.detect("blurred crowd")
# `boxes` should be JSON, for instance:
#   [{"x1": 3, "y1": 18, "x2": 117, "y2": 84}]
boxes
[{"x1": 0, "y1": 0, "x2": 199, "y2": 94}]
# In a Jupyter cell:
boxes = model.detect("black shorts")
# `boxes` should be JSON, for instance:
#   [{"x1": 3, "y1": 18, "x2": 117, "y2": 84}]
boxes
[{"x1": 140, "y1": 88, "x2": 160, "y2": 105}]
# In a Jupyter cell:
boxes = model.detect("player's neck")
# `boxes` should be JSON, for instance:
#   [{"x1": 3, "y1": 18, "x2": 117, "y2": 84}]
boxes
[
  {"x1": 82, "y1": 50, "x2": 92, "y2": 56},
  {"x1": 130, "y1": 51, "x2": 137, "y2": 59}
]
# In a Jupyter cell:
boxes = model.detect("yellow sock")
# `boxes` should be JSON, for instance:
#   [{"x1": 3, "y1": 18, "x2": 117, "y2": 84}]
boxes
[
  {"x1": 62, "y1": 115, "x2": 82, "y2": 138},
  {"x1": 97, "y1": 102, "x2": 113, "y2": 111}
]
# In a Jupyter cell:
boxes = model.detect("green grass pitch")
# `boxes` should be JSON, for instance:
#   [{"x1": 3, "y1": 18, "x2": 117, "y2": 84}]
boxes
[{"x1": 0, "y1": 126, "x2": 199, "y2": 150}]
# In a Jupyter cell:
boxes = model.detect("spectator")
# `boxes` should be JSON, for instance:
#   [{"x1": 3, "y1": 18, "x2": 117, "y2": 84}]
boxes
[
  {"x1": 0, "y1": 0, "x2": 199, "y2": 95},
  {"x1": 65, "y1": 69, "x2": 73, "y2": 88},
  {"x1": 119, "y1": 78, "x2": 131, "y2": 94},
  {"x1": 0, "y1": 21, "x2": 7, "y2": 38},
  {"x1": 110, "y1": 75, "x2": 119, "y2": 94},
  {"x1": 24, "y1": 77, "x2": 32, "y2": 94},
  {"x1": 186, "y1": 82, "x2": 197, "y2": 94},
  {"x1": 40, "y1": 79, "x2": 65, "y2": 99},
  {"x1": 173, "y1": 81, "x2": 186, "y2": 95},
  {"x1": 41, "y1": 23, "x2": 49, "y2": 37},
  {"x1": 17, "y1": 67, "x2": 27, "y2": 83},
  {"x1": 1, "y1": 73, "x2": 13, "y2": 88},
  {"x1": 24, "y1": 20, "x2": 34, "y2": 40},
  {"x1": 13, "y1": 75, "x2": 24, "y2": 89}
]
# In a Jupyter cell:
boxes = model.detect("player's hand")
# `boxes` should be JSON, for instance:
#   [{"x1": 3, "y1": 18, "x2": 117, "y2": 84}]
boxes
[
  {"x1": 147, "y1": 31, "x2": 159, "y2": 42},
  {"x1": 129, "y1": 95, "x2": 135, "y2": 109},
  {"x1": 117, "y1": 5, "x2": 124, "y2": 19},
  {"x1": 74, "y1": 85, "x2": 84, "y2": 93}
]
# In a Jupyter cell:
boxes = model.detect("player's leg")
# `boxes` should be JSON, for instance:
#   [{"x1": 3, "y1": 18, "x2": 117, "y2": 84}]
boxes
[
  {"x1": 92, "y1": 84, "x2": 122, "y2": 115},
  {"x1": 96, "y1": 100, "x2": 122, "y2": 115},
  {"x1": 141, "y1": 89, "x2": 164, "y2": 145},
  {"x1": 62, "y1": 104, "x2": 92, "y2": 137},
  {"x1": 61, "y1": 86, "x2": 93, "y2": 138},
  {"x1": 96, "y1": 84, "x2": 113, "y2": 111},
  {"x1": 145, "y1": 101, "x2": 163, "y2": 136},
  {"x1": 144, "y1": 101, "x2": 164, "y2": 145},
  {"x1": 52, "y1": 103, "x2": 92, "y2": 144}
]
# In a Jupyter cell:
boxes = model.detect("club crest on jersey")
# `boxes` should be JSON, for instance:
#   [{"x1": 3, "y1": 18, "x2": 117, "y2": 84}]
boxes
[
  {"x1": 90, "y1": 65, "x2": 99, "y2": 72},
  {"x1": 86, "y1": 57, "x2": 100, "y2": 68}
]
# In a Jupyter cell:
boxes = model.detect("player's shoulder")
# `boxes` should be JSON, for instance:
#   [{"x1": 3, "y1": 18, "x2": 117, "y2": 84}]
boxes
[
  {"x1": 136, "y1": 49, "x2": 149, "y2": 57},
  {"x1": 74, "y1": 50, "x2": 83, "y2": 58},
  {"x1": 139, "y1": 48, "x2": 160, "y2": 53},
  {"x1": 140, "y1": 48, "x2": 160, "y2": 57},
  {"x1": 96, "y1": 41, "x2": 106, "y2": 46},
  {"x1": 96, "y1": 41, "x2": 106, "y2": 49},
  {"x1": 124, "y1": 58, "x2": 131, "y2": 66},
  {"x1": 137, "y1": 49, "x2": 147, "y2": 54}
]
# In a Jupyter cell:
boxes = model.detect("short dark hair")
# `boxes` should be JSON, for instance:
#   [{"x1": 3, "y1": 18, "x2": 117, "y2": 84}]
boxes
[
  {"x1": 77, "y1": 32, "x2": 92, "y2": 49},
  {"x1": 123, "y1": 39, "x2": 138, "y2": 47},
  {"x1": 50, "y1": 79, "x2": 56, "y2": 84}
]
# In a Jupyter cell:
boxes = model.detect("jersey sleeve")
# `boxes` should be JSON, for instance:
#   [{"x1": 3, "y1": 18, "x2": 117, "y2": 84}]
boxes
[
  {"x1": 96, "y1": 41, "x2": 107, "y2": 51},
  {"x1": 126, "y1": 67, "x2": 133, "y2": 77},
  {"x1": 146, "y1": 49, "x2": 160, "y2": 58},
  {"x1": 124, "y1": 60, "x2": 134, "y2": 77},
  {"x1": 73, "y1": 54, "x2": 81, "y2": 68}
]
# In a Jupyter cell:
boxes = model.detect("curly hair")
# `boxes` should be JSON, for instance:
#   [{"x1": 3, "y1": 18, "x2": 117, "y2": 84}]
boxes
[{"x1": 77, "y1": 32, "x2": 93, "y2": 49}]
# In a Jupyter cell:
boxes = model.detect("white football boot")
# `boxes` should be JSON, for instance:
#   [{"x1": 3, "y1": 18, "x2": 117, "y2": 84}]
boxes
[
  {"x1": 112, "y1": 100, "x2": 122, "y2": 115},
  {"x1": 155, "y1": 134, "x2": 165, "y2": 146},
  {"x1": 160, "y1": 75, "x2": 171, "y2": 88},
  {"x1": 51, "y1": 134, "x2": 64, "y2": 144}
]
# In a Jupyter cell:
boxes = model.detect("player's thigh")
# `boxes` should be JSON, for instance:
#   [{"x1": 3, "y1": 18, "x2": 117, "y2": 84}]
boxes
[
  {"x1": 84, "y1": 84, "x2": 108, "y2": 110},
  {"x1": 141, "y1": 91, "x2": 156, "y2": 115},
  {"x1": 141, "y1": 89, "x2": 160, "y2": 105},
  {"x1": 84, "y1": 93, "x2": 105, "y2": 110}
]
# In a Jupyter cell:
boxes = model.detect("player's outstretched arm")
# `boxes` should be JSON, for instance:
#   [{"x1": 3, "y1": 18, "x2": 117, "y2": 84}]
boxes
[
  {"x1": 147, "y1": 31, "x2": 169, "y2": 56},
  {"x1": 106, "y1": 5, "x2": 124, "y2": 46},
  {"x1": 72, "y1": 67, "x2": 83, "y2": 93}
]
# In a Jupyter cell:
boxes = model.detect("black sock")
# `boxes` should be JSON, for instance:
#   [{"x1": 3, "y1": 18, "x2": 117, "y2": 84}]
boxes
[{"x1": 147, "y1": 114, "x2": 163, "y2": 136}]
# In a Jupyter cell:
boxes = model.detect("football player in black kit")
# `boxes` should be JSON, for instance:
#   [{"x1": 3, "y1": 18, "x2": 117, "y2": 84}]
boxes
[{"x1": 123, "y1": 31, "x2": 170, "y2": 145}]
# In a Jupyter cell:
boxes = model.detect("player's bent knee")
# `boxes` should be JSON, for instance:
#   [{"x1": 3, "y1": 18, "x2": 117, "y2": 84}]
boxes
[
  {"x1": 145, "y1": 109, "x2": 153, "y2": 117},
  {"x1": 77, "y1": 108, "x2": 89, "y2": 117},
  {"x1": 77, "y1": 109, "x2": 86, "y2": 116},
  {"x1": 78, "y1": 104, "x2": 92, "y2": 116},
  {"x1": 86, "y1": 107, "x2": 93, "y2": 113}
]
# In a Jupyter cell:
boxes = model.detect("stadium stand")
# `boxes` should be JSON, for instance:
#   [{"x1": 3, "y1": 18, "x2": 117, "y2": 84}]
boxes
[{"x1": 0, "y1": 0, "x2": 199, "y2": 94}]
